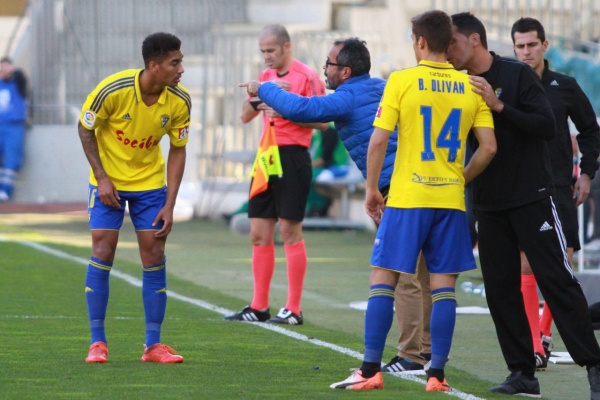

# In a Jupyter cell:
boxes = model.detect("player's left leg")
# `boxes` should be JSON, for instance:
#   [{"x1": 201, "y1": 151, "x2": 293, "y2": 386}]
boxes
[
  {"x1": 267, "y1": 148, "x2": 311, "y2": 325},
  {"x1": 85, "y1": 185, "x2": 125, "y2": 363},
  {"x1": 330, "y1": 267, "x2": 398, "y2": 390},
  {"x1": 268, "y1": 218, "x2": 305, "y2": 324},
  {"x1": 332, "y1": 207, "x2": 425, "y2": 390},
  {"x1": 131, "y1": 187, "x2": 183, "y2": 363},
  {"x1": 426, "y1": 273, "x2": 457, "y2": 392},
  {"x1": 422, "y1": 208, "x2": 477, "y2": 392}
]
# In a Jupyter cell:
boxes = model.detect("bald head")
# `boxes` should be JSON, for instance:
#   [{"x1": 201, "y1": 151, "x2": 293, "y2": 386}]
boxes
[{"x1": 259, "y1": 24, "x2": 291, "y2": 46}]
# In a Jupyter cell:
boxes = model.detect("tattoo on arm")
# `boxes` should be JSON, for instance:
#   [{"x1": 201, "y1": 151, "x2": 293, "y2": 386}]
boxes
[{"x1": 78, "y1": 122, "x2": 107, "y2": 180}]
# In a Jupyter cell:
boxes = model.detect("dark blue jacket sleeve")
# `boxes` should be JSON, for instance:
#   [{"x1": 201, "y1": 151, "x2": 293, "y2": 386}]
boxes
[{"x1": 258, "y1": 82, "x2": 353, "y2": 123}]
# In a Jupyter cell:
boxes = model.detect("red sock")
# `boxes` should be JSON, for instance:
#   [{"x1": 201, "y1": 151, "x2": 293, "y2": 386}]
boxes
[
  {"x1": 540, "y1": 302, "x2": 553, "y2": 336},
  {"x1": 284, "y1": 240, "x2": 307, "y2": 315},
  {"x1": 250, "y1": 243, "x2": 275, "y2": 311},
  {"x1": 521, "y1": 274, "x2": 545, "y2": 354}
]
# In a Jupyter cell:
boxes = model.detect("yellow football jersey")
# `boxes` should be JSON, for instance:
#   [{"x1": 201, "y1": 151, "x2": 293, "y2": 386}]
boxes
[
  {"x1": 79, "y1": 69, "x2": 191, "y2": 191},
  {"x1": 374, "y1": 60, "x2": 494, "y2": 210}
]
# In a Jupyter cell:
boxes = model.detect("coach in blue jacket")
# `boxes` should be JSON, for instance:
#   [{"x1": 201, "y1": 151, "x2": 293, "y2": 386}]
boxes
[{"x1": 242, "y1": 37, "x2": 433, "y2": 372}]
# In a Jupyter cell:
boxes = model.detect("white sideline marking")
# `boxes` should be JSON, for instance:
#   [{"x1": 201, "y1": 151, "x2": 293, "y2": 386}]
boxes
[{"x1": 16, "y1": 240, "x2": 483, "y2": 400}]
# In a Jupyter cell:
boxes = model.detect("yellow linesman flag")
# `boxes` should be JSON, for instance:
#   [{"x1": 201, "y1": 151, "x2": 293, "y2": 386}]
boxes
[{"x1": 250, "y1": 119, "x2": 283, "y2": 199}]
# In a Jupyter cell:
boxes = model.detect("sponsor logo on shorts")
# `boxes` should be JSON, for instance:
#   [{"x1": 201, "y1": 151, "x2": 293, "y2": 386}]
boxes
[
  {"x1": 539, "y1": 221, "x2": 553, "y2": 231},
  {"x1": 82, "y1": 110, "x2": 96, "y2": 128},
  {"x1": 178, "y1": 126, "x2": 189, "y2": 139},
  {"x1": 374, "y1": 238, "x2": 380, "y2": 246}
]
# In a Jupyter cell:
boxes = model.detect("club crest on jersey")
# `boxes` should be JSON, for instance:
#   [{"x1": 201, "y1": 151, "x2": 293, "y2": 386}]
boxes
[
  {"x1": 82, "y1": 110, "x2": 96, "y2": 128},
  {"x1": 161, "y1": 114, "x2": 170, "y2": 128},
  {"x1": 494, "y1": 88, "x2": 503, "y2": 98}
]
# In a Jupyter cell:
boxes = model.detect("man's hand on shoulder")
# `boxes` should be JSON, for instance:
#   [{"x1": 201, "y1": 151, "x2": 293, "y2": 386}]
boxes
[{"x1": 469, "y1": 76, "x2": 504, "y2": 113}]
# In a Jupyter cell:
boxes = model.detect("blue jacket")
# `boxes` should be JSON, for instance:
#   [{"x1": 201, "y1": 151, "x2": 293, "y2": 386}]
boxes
[
  {"x1": 258, "y1": 74, "x2": 398, "y2": 190},
  {"x1": 0, "y1": 77, "x2": 27, "y2": 124}
]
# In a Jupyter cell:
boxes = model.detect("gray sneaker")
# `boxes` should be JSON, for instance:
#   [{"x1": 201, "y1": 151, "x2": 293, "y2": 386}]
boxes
[{"x1": 490, "y1": 371, "x2": 541, "y2": 397}]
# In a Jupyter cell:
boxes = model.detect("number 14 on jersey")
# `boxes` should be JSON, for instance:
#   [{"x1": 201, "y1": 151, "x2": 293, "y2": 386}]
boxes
[{"x1": 420, "y1": 106, "x2": 462, "y2": 163}]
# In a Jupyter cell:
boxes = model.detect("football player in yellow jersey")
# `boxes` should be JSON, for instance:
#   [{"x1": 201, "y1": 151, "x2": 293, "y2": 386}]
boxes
[
  {"x1": 331, "y1": 10, "x2": 496, "y2": 392},
  {"x1": 78, "y1": 32, "x2": 190, "y2": 364}
]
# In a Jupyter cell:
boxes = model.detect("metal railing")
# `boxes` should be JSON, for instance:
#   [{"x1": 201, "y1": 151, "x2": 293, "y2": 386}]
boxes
[
  {"x1": 430, "y1": 0, "x2": 600, "y2": 55},
  {"x1": 26, "y1": 0, "x2": 387, "y2": 180}
]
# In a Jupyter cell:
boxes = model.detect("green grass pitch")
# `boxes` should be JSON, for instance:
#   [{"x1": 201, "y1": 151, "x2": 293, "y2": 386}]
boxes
[{"x1": 0, "y1": 215, "x2": 597, "y2": 399}]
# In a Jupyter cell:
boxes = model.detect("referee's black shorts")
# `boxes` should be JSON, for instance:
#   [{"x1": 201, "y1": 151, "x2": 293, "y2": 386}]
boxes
[
  {"x1": 248, "y1": 145, "x2": 312, "y2": 222},
  {"x1": 553, "y1": 185, "x2": 580, "y2": 251}
]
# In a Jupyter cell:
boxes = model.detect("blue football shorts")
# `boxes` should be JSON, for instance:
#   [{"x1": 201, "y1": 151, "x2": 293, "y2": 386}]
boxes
[
  {"x1": 87, "y1": 184, "x2": 167, "y2": 231},
  {"x1": 371, "y1": 207, "x2": 476, "y2": 274}
]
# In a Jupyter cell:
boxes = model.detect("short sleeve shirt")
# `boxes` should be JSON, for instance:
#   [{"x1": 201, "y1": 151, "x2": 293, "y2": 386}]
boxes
[
  {"x1": 79, "y1": 69, "x2": 191, "y2": 191},
  {"x1": 374, "y1": 60, "x2": 493, "y2": 211},
  {"x1": 259, "y1": 59, "x2": 325, "y2": 148}
]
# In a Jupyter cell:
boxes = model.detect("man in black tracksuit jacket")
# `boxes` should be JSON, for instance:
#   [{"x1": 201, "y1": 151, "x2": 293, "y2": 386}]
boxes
[
  {"x1": 449, "y1": 12, "x2": 600, "y2": 398},
  {"x1": 511, "y1": 17, "x2": 600, "y2": 369}
]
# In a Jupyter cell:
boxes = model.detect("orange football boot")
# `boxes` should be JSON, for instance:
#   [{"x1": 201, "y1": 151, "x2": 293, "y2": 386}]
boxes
[
  {"x1": 141, "y1": 344, "x2": 184, "y2": 363},
  {"x1": 85, "y1": 341, "x2": 108, "y2": 363}
]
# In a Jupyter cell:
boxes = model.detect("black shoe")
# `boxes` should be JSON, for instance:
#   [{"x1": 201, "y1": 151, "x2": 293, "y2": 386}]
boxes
[
  {"x1": 224, "y1": 305, "x2": 270, "y2": 322},
  {"x1": 267, "y1": 308, "x2": 303, "y2": 325},
  {"x1": 589, "y1": 365, "x2": 600, "y2": 400},
  {"x1": 420, "y1": 352, "x2": 432, "y2": 362},
  {"x1": 381, "y1": 356, "x2": 424, "y2": 373},
  {"x1": 490, "y1": 371, "x2": 541, "y2": 397},
  {"x1": 535, "y1": 352, "x2": 548, "y2": 371}
]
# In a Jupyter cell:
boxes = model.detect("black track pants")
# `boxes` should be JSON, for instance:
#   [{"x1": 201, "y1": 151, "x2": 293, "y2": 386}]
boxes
[{"x1": 476, "y1": 197, "x2": 600, "y2": 374}]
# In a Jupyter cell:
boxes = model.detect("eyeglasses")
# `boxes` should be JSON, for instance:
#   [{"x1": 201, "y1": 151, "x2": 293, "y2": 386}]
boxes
[{"x1": 325, "y1": 59, "x2": 346, "y2": 67}]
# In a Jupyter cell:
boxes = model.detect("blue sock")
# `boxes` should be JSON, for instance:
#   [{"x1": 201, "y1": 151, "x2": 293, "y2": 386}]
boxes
[
  {"x1": 85, "y1": 257, "x2": 112, "y2": 345},
  {"x1": 363, "y1": 284, "x2": 395, "y2": 364},
  {"x1": 143, "y1": 259, "x2": 167, "y2": 347},
  {"x1": 430, "y1": 287, "x2": 456, "y2": 370}
]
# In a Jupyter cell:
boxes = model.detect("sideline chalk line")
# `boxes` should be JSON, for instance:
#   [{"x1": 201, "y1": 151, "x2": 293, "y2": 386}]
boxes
[{"x1": 15, "y1": 239, "x2": 484, "y2": 400}]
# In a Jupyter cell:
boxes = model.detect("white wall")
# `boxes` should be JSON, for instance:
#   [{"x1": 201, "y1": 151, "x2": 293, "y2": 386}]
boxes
[{"x1": 246, "y1": 0, "x2": 331, "y2": 28}]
